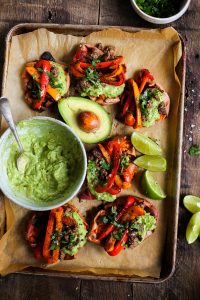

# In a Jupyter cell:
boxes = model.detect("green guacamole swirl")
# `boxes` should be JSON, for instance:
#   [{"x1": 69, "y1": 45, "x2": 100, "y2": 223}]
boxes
[{"x1": 6, "y1": 120, "x2": 84, "y2": 203}]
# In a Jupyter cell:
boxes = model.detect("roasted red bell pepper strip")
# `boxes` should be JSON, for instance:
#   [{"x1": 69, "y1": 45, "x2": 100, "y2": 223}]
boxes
[
  {"x1": 98, "y1": 196, "x2": 135, "y2": 240},
  {"x1": 100, "y1": 72, "x2": 125, "y2": 86},
  {"x1": 103, "y1": 65, "x2": 124, "y2": 78},
  {"x1": 116, "y1": 196, "x2": 136, "y2": 220},
  {"x1": 136, "y1": 69, "x2": 154, "y2": 93},
  {"x1": 70, "y1": 64, "x2": 84, "y2": 78},
  {"x1": 139, "y1": 75, "x2": 154, "y2": 93},
  {"x1": 158, "y1": 114, "x2": 166, "y2": 121},
  {"x1": 104, "y1": 235, "x2": 117, "y2": 253},
  {"x1": 72, "y1": 45, "x2": 88, "y2": 62},
  {"x1": 98, "y1": 224, "x2": 115, "y2": 240},
  {"x1": 98, "y1": 143, "x2": 111, "y2": 164},
  {"x1": 87, "y1": 210, "x2": 107, "y2": 244},
  {"x1": 95, "y1": 143, "x2": 120, "y2": 193},
  {"x1": 72, "y1": 49, "x2": 82, "y2": 62},
  {"x1": 129, "y1": 79, "x2": 142, "y2": 129},
  {"x1": 122, "y1": 93, "x2": 132, "y2": 116},
  {"x1": 79, "y1": 62, "x2": 92, "y2": 69},
  {"x1": 120, "y1": 205, "x2": 144, "y2": 222},
  {"x1": 107, "y1": 184, "x2": 121, "y2": 195},
  {"x1": 26, "y1": 213, "x2": 41, "y2": 247},
  {"x1": 33, "y1": 60, "x2": 51, "y2": 110},
  {"x1": 42, "y1": 209, "x2": 55, "y2": 259},
  {"x1": 95, "y1": 56, "x2": 123, "y2": 69},
  {"x1": 50, "y1": 207, "x2": 63, "y2": 264},
  {"x1": 124, "y1": 112, "x2": 135, "y2": 126},
  {"x1": 107, "y1": 229, "x2": 129, "y2": 256},
  {"x1": 114, "y1": 174, "x2": 123, "y2": 188},
  {"x1": 123, "y1": 163, "x2": 137, "y2": 183},
  {"x1": 73, "y1": 62, "x2": 85, "y2": 74}
]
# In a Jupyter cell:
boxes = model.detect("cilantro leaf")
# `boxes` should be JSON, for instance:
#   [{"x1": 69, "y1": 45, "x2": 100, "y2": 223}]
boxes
[
  {"x1": 100, "y1": 216, "x2": 109, "y2": 224},
  {"x1": 112, "y1": 232, "x2": 123, "y2": 240},
  {"x1": 85, "y1": 67, "x2": 100, "y2": 86},
  {"x1": 99, "y1": 158, "x2": 111, "y2": 171},
  {"x1": 120, "y1": 155, "x2": 130, "y2": 169},
  {"x1": 37, "y1": 67, "x2": 43, "y2": 73},
  {"x1": 188, "y1": 144, "x2": 200, "y2": 156}
]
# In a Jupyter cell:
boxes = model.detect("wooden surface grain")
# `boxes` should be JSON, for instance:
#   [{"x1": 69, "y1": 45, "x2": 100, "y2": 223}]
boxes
[{"x1": 0, "y1": 0, "x2": 200, "y2": 299}]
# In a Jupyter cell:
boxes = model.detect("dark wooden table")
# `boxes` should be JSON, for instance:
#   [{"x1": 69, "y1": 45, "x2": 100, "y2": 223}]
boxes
[{"x1": 0, "y1": 1, "x2": 200, "y2": 299}]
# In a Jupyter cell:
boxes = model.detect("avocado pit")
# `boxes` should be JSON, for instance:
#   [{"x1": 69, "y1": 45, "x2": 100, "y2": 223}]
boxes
[{"x1": 77, "y1": 111, "x2": 100, "y2": 132}]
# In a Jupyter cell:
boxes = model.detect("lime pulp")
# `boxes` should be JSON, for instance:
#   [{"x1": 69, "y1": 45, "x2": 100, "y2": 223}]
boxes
[
  {"x1": 141, "y1": 170, "x2": 166, "y2": 200},
  {"x1": 186, "y1": 212, "x2": 200, "y2": 244},
  {"x1": 131, "y1": 132, "x2": 162, "y2": 155},
  {"x1": 183, "y1": 195, "x2": 200, "y2": 214},
  {"x1": 134, "y1": 155, "x2": 167, "y2": 172}
]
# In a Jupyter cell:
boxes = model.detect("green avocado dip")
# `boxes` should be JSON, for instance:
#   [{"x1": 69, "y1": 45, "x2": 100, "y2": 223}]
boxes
[
  {"x1": 129, "y1": 212, "x2": 156, "y2": 246},
  {"x1": 87, "y1": 160, "x2": 116, "y2": 202},
  {"x1": 134, "y1": 213, "x2": 156, "y2": 241},
  {"x1": 139, "y1": 88, "x2": 164, "y2": 127},
  {"x1": 50, "y1": 62, "x2": 68, "y2": 96},
  {"x1": 80, "y1": 83, "x2": 125, "y2": 99},
  {"x1": 6, "y1": 119, "x2": 84, "y2": 203}
]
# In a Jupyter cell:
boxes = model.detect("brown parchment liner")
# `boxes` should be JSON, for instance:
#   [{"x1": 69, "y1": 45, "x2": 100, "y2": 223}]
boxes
[{"x1": 0, "y1": 27, "x2": 182, "y2": 277}]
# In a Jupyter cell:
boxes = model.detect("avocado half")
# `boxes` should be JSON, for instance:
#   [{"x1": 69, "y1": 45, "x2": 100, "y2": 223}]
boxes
[{"x1": 58, "y1": 97, "x2": 112, "y2": 144}]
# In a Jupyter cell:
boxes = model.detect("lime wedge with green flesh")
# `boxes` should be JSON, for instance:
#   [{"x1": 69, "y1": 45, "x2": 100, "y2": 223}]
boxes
[
  {"x1": 141, "y1": 170, "x2": 166, "y2": 200},
  {"x1": 186, "y1": 212, "x2": 200, "y2": 244},
  {"x1": 134, "y1": 155, "x2": 167, "y2": 172},
  {"x1": 183, "y1": 195, "x2": 200, "y2": 213},
  {"x1": 131, "y1": 132, "x2": 162, "y2": 155}
]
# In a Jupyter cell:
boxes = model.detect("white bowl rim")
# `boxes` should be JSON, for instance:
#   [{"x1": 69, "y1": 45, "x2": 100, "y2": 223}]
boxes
[
  {"x1": 0, "y1": 116, "x2": 87, "y2": 211},
  {"x1": 130, "y1": 0, "x2": 191, "y2": 24}
]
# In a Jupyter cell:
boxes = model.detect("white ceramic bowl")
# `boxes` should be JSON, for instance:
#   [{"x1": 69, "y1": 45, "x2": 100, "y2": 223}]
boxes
[
  {"x1": 130, "y1": 0, "x2": 191, "y2": 24},
  {"x1": 0, "y1": 117, "x2": 87, "y2": 211}
]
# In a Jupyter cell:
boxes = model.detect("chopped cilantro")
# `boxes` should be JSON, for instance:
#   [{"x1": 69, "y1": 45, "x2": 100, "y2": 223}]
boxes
[
  {"x1": 46, "y1": 71, "x2": 63, "y2": 89},
  {"x1": 99, "y1": 158, "x2": 111, "y2": 171},
  {"x1": 36, "y1": 69, "x2": 63, "y2": 89},
  {"x1": 135, "y1": 0, "x2": 178, "y2": 18},
  {"x1": 120, "y1": 155, "x2": 130, "y2": 171},
  {"x1": 31, "y1": 80, "x2": 41, "y2": 99},
  {"x1": 69, "y1": 234, "x2": 76, "y2": 242},
  {"x1": 101, "y1": 215, "x2": 109, "y2": 224},
  {"x1": 112, "y1": 232, "x2": 122, "y2": 240},
  {"x1": 37, "y1": 67, "x2": 43, "y2": 73},
  {"x1": 85, "y1": 67, "x2": 100, "y2": 86},
  {"x1": 91, "y1": 60, "x2": 97, "y2": 67},
  {"x1": 188, "y1": 144, "x2": 200, "y2": 156},
  {"x1": 49, "y1": 243, "x2": 59, "y2": 250},
  {"x1": 130, "y1": 223, "x2": 140, "y2": 230}
]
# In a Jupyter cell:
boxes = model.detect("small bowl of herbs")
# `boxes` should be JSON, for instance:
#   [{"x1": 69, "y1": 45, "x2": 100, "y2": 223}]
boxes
[{"x1": 130, "y1": 0, "x2": 191, "y2": 24}]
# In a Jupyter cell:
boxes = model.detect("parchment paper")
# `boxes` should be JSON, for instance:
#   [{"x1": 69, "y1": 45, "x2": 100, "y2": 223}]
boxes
[{"x1": 0, "y1": 27, "x2": 182, "y2": 277}]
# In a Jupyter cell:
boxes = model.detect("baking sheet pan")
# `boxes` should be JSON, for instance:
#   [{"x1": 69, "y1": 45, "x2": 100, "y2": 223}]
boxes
[{"x1": 0, "y1": 23, "x2": 186, "y2": 283}]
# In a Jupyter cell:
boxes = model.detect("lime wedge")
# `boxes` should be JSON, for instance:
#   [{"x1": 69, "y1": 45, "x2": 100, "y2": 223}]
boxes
[
  {"x1": 183, "y1": 195, "x2": 200, "y2": 213},
  {"x1": 186, "y1": 212, "x2": 200, "y2": 244},
  {"x1": 134, "y1": 155, "x2": 167, "y2": 171},
  {"x1": 141, "y1": 170, "x2": 166, "y2": 200},
  {"x1": 131, "y1": 132, "x2": 162, "y2": 155}
]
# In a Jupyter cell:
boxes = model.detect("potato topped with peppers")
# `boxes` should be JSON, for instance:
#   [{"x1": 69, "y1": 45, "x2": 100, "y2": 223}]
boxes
[
  {"x1": 79, "y1": 136, "x2": 137, "y2": 202},
  {"x1": 87, "y1": 196, "x2": 158, "y2": 256},
  {"x1": 118, "y1": 69, "x2": 170, "y2": 128},
  {"x1": 26, "y1": 204, "x2": 88, "y2": 264},
  {"x1": 22, "y1": 52, "x2": 70, "y2": 110},
  {"x1": 70, "y1": 43, "x2": 126, "y2": 105}
]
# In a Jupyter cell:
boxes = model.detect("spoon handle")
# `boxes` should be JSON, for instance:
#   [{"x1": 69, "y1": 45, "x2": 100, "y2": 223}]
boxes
[{"x1": 0, "y1": 97, "x2": 23, "y2": 152}]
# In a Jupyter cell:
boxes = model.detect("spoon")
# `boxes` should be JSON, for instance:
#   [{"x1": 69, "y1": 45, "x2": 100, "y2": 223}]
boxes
[{"x1": 0, "y1": 97, "x2": 28, "y2": 172}]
